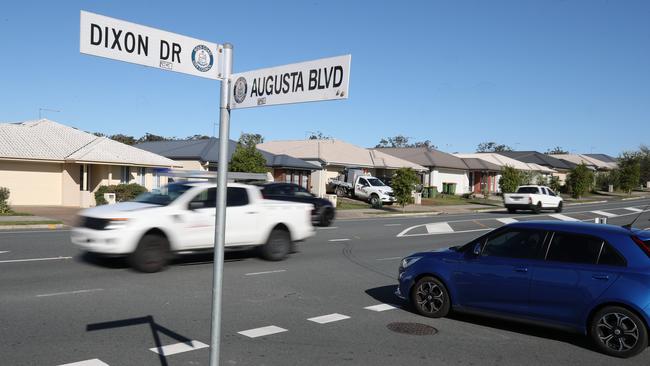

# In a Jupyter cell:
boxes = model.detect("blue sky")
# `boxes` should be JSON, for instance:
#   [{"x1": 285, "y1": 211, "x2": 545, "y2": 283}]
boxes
[{"x1": 1, "y1": 0, "x2": 648, "y2": 155}]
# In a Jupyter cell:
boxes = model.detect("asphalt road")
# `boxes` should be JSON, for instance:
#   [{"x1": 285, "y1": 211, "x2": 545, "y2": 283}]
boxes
[{"x1": 1, "y1": 199, "x2": 650, "y2": 366}]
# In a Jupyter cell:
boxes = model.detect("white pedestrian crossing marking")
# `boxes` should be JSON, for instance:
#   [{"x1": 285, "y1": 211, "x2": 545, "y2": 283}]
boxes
[
  {"x1": 149, "y1": 340, "x2": 209, "y2": 356},
  {"x1": 58, "y1": 360, "x2": 109, "y2": 366},
  {"x1": 624, "y1": 207, "x2": 643, "y2": 213},
  {"x1": 497, "y1": 218, "x2": 518, "y2": 224},
  {"x1": 364, "y1": 304, "x2": 396, "y2": 312},
  {"x1": 328, "y1": 238, "x2": 350, "y2": 242},
  {"x1": 425, "y1": 222, "x2": 454, "y2": 234},
  {"x1": 591, "y1": 210, "x2": 617, "y2": 218},
  {"x1": 238, "y1": 325, "x2": 287, "y2": 338},
  {"x1": 308, "y1": 313, "x2": 350, "y2": 324},
  {"x1": 549, "y1": 214, "x2": 580, "y2": 221}
]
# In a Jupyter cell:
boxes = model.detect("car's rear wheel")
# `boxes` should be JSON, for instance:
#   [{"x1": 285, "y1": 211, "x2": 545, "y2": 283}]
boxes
[
  {"x1": 590, "y1": 306, "x2": 648, "y2": 358},
  {"x1": 555, "y1": 201, "x2": 563, "y2": 213},
  {"x1": 319, "y1": 208, "x2": 334, "y2": 227},
  {"x1": 410, "y1": 276, "x2": 451, "y2": 318},
  {"x1": 533, "y1": 202, "x2": 542, "y2": 214},
  {"x1": 129, "y1": 233, "x2": 170, "y2": 273},
  {"x1": 335, "y1": 187, "x2": 346, "y2": 197},
  {"x1": 260, "y1": 228, "x2": 291, "y2": 261}
]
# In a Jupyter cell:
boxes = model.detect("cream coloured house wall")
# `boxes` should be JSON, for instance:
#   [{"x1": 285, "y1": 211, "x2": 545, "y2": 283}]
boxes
[
  {"x1": 429, "y1": 168, "x2": 470, "y2": 195},
  {"x1": 0, "y1": 160, "x2": 63, "y2": 205},
  {"x1": 175, "y1": 160, "x2": 206, "y2": 171}
]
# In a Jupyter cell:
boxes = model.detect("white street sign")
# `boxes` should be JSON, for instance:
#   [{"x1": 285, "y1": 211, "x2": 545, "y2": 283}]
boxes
[
  {"x1": 229, "y1": 55, "x2": 351, "y2": 109},
  {"x1": 80, "y1": 10, "x2": 222, "y2": 80}
]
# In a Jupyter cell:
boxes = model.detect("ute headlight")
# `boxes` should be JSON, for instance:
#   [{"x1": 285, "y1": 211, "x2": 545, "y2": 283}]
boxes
[
  {"x1": 401, "y1": 256, "x2": 422, "y2": 269},
  {"x1": 105, "y1": 218, "x2": 129, "y2": 230}
]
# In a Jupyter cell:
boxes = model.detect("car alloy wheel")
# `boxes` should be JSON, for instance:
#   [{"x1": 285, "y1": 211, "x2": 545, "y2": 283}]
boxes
[
  {"x1": 412, "y1": 277, "x2": 450, "y2": 317},
  {"x1": 596, "y1": 312, "x2": 640, "y2": 352}
]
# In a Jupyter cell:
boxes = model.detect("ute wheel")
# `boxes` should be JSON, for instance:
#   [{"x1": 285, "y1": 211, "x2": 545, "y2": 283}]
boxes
[
  {"x1": 533, "y1": 202, "x2": 542, "y2": 214},
  {"x1": 590, "y1": 306, "x2": 648, "y2": 358},
  {"x1": 260, "y1": 229, "x2": 291, "y2": 261},
  {"x1": 410, "y1": 276, "x2": 451, "y2": 318},
  {"x1": 319, "y1": 208, "x2": 335, "y2": 227},
  {"x1": 335, "y1": 187, "x2": 346, "y2": 197},
  {"x1": 555, "y1": 201, "x2": 563, "y2": 213},
  {"x1": 507, "y1": 207, "x2": 516, "y2": 214},
  {"x1": 369, "y1": 194, "x2": 381, "y2": 206},
  {"x1": 129, "y1": 234, "x2": 170, "y2": 273}
]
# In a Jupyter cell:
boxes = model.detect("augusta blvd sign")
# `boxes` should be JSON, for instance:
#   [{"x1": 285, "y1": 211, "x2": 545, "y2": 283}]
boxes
[
  {"x1": 230, "y1": 55, "x2": 351, "y2": 109},
  {"x1": 80, "y1": 10, "x2": 222, "y2": 80}
]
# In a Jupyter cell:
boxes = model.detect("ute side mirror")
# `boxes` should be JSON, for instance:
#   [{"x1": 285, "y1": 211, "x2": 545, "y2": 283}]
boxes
[{"x1": 472, "y1": 242, "x2": 482, "y2": 256}]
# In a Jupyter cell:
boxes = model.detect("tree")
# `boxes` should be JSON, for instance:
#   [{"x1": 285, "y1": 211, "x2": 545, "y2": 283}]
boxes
[
  {"x1": 391, "y1": 168, "x2": 419, "y2": 211},
  {"x1": 229, "y1": 134, "x2": 267, "y2": 173},
  {"x1": 638, "y1": 145, "x2": 650, "y2": 187},
  {"x1": 545, "y1": 146, "x2": 568, "y2": 155},
  {"x1": 186, "y1": 134, "x2": 211, "y2": 140},
  {"x1": 548, "y1": 176, "x2": 562, "y2": 193},
  {"x1": 375, "y1": 135, "x2": 437, "y2": 149},
  {"x1": 499, "y1": 166, "x2": 522, "y2": 193},
  {"x1": 476, "y1": 142, "x2": 513, "y2": 153},
  {"x1": 0, "y1": 187, "x2": 11, "y2": 214},
  {"x1": 307, "y1": 131, "x2": 332, "y2": 140},
  {"x1": 109, "y1": 134, "x2": 136, "y2": 145},
  {"x1": 618, "y1": 152, "x2": 641, "y2": 194},
  {"x1": 137, "y1": 133, "x2": 171, "y2": 143},
  {"x1": 566, "y1": 163, "x2": 593, "y2": 199},
  {"x1": 239, "y1": 132, "x2": 264, "y2": 146}
]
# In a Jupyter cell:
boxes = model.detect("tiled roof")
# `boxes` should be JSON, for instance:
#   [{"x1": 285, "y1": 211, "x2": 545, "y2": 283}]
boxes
[
  {"x1": 0, "y1": 119, "x2": 178, "y2": 167},
  {"x1": 496, "y1": 151, "x2": 575, "y2": 170},
  {"x1": 375, "y1": 147, "x2": 469, "y2": 170}
]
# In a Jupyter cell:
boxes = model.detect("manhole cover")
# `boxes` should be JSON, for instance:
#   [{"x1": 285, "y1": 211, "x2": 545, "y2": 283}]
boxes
[{"x1": 387, "y1": 322, "x2": 438, "y2": 336}]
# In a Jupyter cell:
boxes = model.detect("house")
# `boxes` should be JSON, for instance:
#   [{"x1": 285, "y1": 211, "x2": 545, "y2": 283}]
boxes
[
  {"x1": 460, "y1": 158, "x2": 503, "y2": 194},
  {"x1": 375, "y1": 147, "x2": 475, "y2": 195},
  {"x1": 257, "y1": 139, "x2": 427, "y2": 196},
  {"x1": 455, "y1": 153, "x2": 557, "y2": 191},
  {"x1": 135, "y1": 138, "x2": 322, "y2": 190},
  {"x1": 551, "y1": 153, "x2": 618, "y2": 171},
  {"x1": 494, "y1": 151, "x2": 574, "y2": 183},
  {"x1": 0, "y1": 119, "x2": 179, "y2": 207}
]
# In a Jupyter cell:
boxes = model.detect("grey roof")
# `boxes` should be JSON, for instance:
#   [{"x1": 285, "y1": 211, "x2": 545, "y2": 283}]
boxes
[
  {"x1": 375, "y1": 147, "x2": 469, "y2": 170},
  {"x1": 495, "y1": 151, "x2": 576, "y2": 170},
  {"x1": 136, "y1": 138, "x2": 321, "y2": 170},
  {"x1": 0, "y1": 119, "x2": 178, "y2": 167},
  {"x1": 461, "y1": 158, "x2": 502, "y2": 171},
  {"x1": 584, "y1": 153, "x2": 618, "y2": 163}
]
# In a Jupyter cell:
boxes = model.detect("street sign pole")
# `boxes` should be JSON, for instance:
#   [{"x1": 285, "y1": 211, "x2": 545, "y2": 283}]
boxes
[{"x1": 209, "y1": 42, "x2": 232, "y2": 366}]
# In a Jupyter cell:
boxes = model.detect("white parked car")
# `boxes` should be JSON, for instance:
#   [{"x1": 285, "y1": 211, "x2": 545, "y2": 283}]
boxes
[
  {"x1": 503, "y1": 185, "x2": 563, "y2": 214},
  {"x1": 71, "y1": 182, "x2": 315, "y2": 272}
]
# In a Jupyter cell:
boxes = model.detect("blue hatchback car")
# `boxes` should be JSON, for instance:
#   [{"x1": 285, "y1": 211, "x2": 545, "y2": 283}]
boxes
[{"x1": 397, "y1": 221, "x2": 650, "y2": 358}]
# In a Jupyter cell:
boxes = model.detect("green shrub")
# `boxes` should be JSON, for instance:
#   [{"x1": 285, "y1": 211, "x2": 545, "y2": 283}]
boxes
[
  {"x1": 391, "y1": 168, "x2": 419, "y2": 210},
  {"x1": 95, "y1": 183, "x2": 148, "y2": 205},
  {"x1": 566, "y1": 163, "x2": 594, "y2": 199},
  {"x1": 0, "y1": 187, "x2": 11, "y2": 214},
  {"x1": 499, "y1": 166, "x2": 522, "y2": 193}
]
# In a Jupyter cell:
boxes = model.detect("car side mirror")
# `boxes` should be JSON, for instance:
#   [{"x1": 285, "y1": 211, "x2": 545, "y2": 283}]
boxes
[
  {"x1": 472, "y1": 243, "x2": 482, "y2": 256},
  {"x1": 188, "y1": 201, "x2": 205, "y2": 210}
]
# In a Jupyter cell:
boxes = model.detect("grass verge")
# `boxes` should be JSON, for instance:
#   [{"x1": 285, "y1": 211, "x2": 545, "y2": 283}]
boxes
[{"x1": 0, "y1": 220, "x2": 63, "y2": 226}]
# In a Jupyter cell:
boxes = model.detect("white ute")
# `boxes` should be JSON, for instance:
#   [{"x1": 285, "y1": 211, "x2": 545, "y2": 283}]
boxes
[
  {"x1": 503, "y1": 185, "x2": 563, "y2": 214},
  {"x1": 71, "y1": 182, "x2": 315, "y2": 272}
]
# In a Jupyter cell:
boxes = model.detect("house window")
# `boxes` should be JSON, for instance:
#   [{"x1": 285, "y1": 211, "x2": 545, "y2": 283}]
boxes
[
  {"x1": 285, "y1": 172, "x2": 292, "y2": 183},
  {"x1": 120, "y1": 166, "x2": 129, "y2": 184},
  {"x1": 138, "y1": 167, "x2": 146, "y2": 186}
]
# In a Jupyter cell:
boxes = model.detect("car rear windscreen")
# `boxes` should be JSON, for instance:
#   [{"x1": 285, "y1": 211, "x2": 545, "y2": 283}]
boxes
[{"x1": 516, "y1": 187, "x2": 539, "y2": 194}]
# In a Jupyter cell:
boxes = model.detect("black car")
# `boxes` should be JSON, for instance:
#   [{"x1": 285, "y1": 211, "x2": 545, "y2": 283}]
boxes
[{"x1": 260, "y1": 183, "x2": 335, "y2": 226}]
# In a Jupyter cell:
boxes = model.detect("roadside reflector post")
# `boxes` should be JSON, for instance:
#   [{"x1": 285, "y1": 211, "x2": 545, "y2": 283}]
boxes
[{"x1": 209, "y1": 42, "x2": 232, "y2": 366}]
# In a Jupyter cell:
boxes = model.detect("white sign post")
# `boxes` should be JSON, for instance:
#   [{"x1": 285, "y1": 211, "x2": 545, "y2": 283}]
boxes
[
  {"x1": 230, "y1": 55, "x2": 351, "y2": 109},
  {"x1": 80, "y1": 11, "x2": 349, "y2": 366},
  {"x1": 80, "y1": 10, "x2": 223, "y2": 80}
]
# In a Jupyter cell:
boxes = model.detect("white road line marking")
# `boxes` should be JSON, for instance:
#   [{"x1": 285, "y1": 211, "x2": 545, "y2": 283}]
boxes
[
  {"x1": 328, "y1": 238, "x2": 350, "y2": 242},
  {"x1": 549, "y1": 214, "x2": 580, "y2": 221},
  {"x1": 307, "y1": 313, "x2": 350, "y2": 324},
  {"x1": 58, "y1": 359, "x2": 109, "y2": 366},
  {"x1": 591, "y1": 210, "x2": 618, "y2": 218},
  {"x1": 625, "y1": 207, "x2": 643, "y2": 213},
  {"x1": 238, "y1": 325, "x2": 287, "y2": 338},
  {"x1": 497, "y1": 218, "x2": 518, "y2": 224},
  {"x1": 425, "y1": 222, "x2": 454, "y2": 234},
  {"x1": 149, "y1": 340, "x2": 209, "y2": 356},
  {"x1": 37, "y1": 288, "x2": 104, "y2": 298},
  {"x1": 0, "y1": 251, "x2": 9, "y2": 254},
  {"x1": 384, "y1": 223, "x2": 402, "y2": 226},
  {"x1": 364, "y1": 304, "x2": 396, "y2": 312},
  {"x1": 0, "y1": 256, "x2": 72, "y2": 264},
  {"x1": 245, "y1": 269, "x2": 286, "y2": 276},
  {"x1": 317, "y1": 226, "x2": 338, "y2": 230},
  {"x1": 375, "y1": 256, "x2": 402, "y2": 261}
]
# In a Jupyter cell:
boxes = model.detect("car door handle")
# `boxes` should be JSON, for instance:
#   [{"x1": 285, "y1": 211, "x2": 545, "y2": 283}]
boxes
[
  {"x1": 514, "y1": 267, "x2": 528, "y2": 273},
  {"x1": 245, "y1": 211, "x2": 258, "y2": 214},
  {"x1": 592, "y1": 274, "x2": 610, "y2": 281}
]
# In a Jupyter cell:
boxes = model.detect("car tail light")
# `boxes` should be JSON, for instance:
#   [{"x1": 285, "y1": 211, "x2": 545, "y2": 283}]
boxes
[{"x1": 631, "y1": 236, "x2": 650, "y2": 258}]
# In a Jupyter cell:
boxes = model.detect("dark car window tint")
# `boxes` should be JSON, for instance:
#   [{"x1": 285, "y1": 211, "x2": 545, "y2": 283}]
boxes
[
  {"x1": 482, "y1": 229, "x2": 545, "y2": 259},
  {"x1": 190, "y1": 187, "x2": 216, "y2": 208},
  {"x1": 598, "y1": 243, "x2": 626, "y2": 267},
  {"x1": 516, "y1": 187, "x2": 539, "y2": 194},
  {"x1": 227, "y1": 187, "x2": 249, "y2": 207},
  {"x1": 546, "y1": 233, "x2": 602, "y2": 265}
]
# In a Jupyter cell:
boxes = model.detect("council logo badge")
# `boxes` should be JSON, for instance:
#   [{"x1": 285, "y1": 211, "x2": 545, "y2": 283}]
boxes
[
  {"x1": 191, "y1": 45, "x2": 213, "y2": 72},
  {"x1": 233, "y1": 77, "x2": 248, "y2": 104}
]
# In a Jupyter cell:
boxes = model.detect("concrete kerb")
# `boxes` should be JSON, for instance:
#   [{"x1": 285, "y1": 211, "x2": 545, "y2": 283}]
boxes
[
  {"x1": 622, "y1": 196, "x2": 649, "y2": 201},
  {"x1": 0, "y1": 224, "x2": 67, "y2": 230},
  {"x1": 565, "y1": 200, "x2": 608, "y2": 206}
]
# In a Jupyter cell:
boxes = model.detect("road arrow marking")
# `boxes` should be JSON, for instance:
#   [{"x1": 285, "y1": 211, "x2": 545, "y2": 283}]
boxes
[{"x1": 150, "y1": 340, "x2": 209, "y2": 356}]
